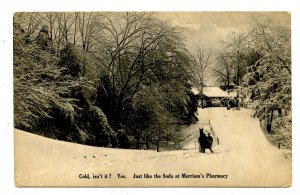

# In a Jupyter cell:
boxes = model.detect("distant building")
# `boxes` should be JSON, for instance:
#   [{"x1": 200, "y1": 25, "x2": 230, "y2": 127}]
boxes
[
  {"x1": 192, "y1": 86, "x2": 238, "y2": 108},
  {"x1": 202, "y1": 87, "x2": 229, "y2": 98}
]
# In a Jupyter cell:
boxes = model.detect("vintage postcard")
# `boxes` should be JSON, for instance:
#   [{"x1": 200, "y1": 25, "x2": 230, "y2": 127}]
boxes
[{"x1": 14, "y1": 12, "x2": 291, "y2": 187}]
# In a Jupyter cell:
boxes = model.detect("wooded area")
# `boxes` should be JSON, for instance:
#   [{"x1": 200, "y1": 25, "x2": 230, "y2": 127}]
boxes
[{"x1": 14, "y1": 12, "x2": 198, "y2": 150}]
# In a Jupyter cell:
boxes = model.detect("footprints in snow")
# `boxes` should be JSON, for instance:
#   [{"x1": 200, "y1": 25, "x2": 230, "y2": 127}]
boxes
[{"x1": 73, "y1": 154, "x2": 108, "y2": 159}]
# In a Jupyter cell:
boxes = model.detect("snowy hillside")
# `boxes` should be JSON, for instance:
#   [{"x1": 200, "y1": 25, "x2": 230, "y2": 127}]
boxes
[{"x1": 15, "y1": 108, "x2": 291, "y2": 187}]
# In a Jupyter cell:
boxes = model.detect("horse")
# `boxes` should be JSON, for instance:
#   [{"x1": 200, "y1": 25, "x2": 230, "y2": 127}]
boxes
[{"x1": 198, "y1": 128, "x2": 214, "y2": 153}]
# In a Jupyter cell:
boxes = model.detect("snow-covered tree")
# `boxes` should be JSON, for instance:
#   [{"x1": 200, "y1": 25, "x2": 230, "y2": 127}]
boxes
[
  {"x1": 241, "y1": 15, "x2": 291, "y2": 147},
  {"x1": 214, "y1": 33, "x2": 248, "y2": 88},
  {"x1": 14, "y1": 23, "x2": 81, "y2": 130},
  {"x1": 14, "y1": 12, "x2": 198, "y2": 150}
]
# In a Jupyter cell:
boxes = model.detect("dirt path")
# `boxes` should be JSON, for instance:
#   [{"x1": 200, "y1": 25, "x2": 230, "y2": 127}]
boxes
[{"x1": 15, "y1": 108, "x2": 291, "y2": 187}]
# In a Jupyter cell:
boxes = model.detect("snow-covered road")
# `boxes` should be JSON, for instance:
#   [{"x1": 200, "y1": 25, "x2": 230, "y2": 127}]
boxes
[{"x1": 15, "y1": 108, "x2": 291, "y2": 187}]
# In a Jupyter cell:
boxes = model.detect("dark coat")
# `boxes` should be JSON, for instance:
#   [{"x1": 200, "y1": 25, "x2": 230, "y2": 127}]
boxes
[{"x1": 206, "y1": 135, "x2": 213, "y2": 148}]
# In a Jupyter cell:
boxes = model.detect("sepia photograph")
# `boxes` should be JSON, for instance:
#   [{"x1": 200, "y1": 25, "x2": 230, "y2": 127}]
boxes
[{"x1": 13, "y1": 12, "x2": 291, "y2": 187}]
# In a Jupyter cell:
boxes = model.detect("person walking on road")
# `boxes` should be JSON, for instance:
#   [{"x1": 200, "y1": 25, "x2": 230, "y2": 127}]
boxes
[{"x1": 206, "y1": 132, "x2": 214, "y2": 153}]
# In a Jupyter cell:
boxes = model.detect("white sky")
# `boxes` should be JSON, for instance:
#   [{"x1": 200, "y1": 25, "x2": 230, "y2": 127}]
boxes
[
  {"x1": 155, "y1": 12, "x2": 290, "y2": 85},
  {"x1": 156, "y1": 12, "x2": 290, "y2": 51}
]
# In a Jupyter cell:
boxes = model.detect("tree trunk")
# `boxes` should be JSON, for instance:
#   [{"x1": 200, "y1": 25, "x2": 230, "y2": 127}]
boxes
[
  {"x1": 237, "y1": 94, "x2": 240, "y2": 110},
  {"x1": 267, "y1": 110, "x2": 274, "y2": 133},
  {"x1": 237, "y1": 49, "x2": 241, "y2": 86},
  {"x1": 156, "y1": 141, "x2": 160, "y2": 152},
  {"x1": 146, "y1": 134, "x2": 150, "y2": 150},
  {"x1": 278, "y1": 108, "x2": 282, "y2": 117},
  {"x1": 227, "y1": 75, "x2": 230, "y2": 91}
]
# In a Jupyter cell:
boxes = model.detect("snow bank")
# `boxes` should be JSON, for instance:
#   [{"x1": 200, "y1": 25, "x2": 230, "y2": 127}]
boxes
[{"x1": 15, "y1": 108, "x2": 291, "y2": 187}]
